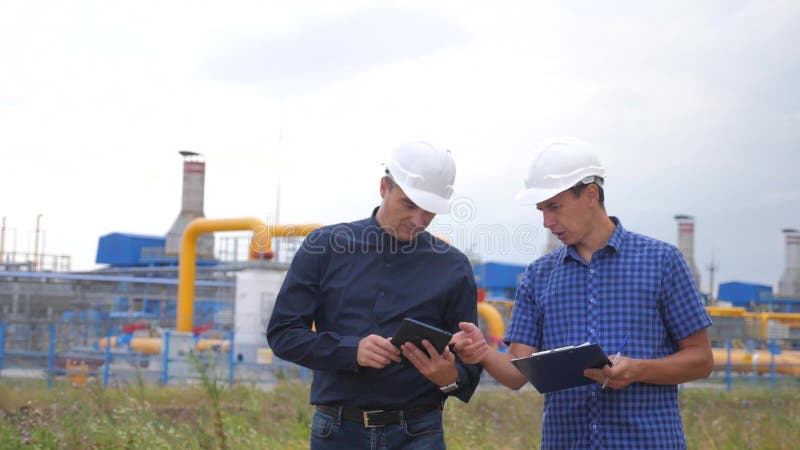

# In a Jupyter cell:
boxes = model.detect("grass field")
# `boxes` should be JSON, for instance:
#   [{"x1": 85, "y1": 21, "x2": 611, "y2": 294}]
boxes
[{"x1": 0, "y1": 379, "x2": 798, "y2": 449}]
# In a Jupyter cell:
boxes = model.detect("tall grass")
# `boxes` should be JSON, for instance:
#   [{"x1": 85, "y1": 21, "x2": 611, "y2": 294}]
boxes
[{"x1": 0, "y1": 380, "x2": 798, "y2": 449}]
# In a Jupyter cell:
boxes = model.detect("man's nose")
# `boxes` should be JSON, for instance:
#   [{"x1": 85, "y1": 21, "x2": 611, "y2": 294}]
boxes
[
  {"x1": 542, "y1": 211, "x2": 555, "y2": 229},
  {"x1": 412, "y1": 209, "x2": 435, "y2": 227}
]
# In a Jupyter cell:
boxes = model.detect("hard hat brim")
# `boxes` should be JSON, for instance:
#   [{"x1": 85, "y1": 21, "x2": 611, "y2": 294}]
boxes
[
  {"x1": 401, "y1": 186, "x2": 452, "y2": 214},
  {"x1": 514, "y1": 186, "x2": 568, "y2": 206}
]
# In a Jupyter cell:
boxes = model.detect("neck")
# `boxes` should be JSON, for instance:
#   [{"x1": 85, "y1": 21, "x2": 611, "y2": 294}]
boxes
[
  {"x1": 374, "y1": 206, "x2": 404, "y2": 240},
  {"x1": 575, "y1": 213, "x2": 616, "y2": 263}
]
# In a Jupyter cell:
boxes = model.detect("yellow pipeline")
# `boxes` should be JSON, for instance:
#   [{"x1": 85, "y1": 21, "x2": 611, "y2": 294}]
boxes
[
  {"x1": 705, "y1": 306, "x2": 747, "y2": 317},
  {"x1": 706, "y1": 307, "x2": 800, "y2": 339},
  {"x1": 97, "y1": 337, "x2": 230, "y2": 354},
  {"x1": 177, "y1": 218, "x2": 321, "y2": 333},
  {"x1": 712, "y1": 348, "x2": 800, "y2": 377},
  {"x1": 477, "y1": 302, "x2": 505, "y2": 347}
]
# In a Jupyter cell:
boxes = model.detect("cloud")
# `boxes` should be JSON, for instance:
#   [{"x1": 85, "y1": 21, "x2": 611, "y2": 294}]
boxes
[
  {"x1": 0, "y1": 97, "x2": 25, "y2": 109},
  {"x1": 207, "y1": 5, "x2": 469, "y2": 93}
]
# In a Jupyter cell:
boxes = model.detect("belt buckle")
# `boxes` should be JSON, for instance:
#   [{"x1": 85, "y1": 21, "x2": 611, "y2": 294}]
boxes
[{"x1": 362, "y1": 409, "x2": 384, "y2": 428}]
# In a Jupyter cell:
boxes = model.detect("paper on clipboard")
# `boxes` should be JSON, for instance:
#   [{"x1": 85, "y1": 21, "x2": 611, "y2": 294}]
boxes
[{"x1": 511, "y1": 342, "x2": 611, "y2": 394}]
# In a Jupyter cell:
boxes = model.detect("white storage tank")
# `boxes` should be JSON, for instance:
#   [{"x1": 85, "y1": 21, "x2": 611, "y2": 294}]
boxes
[{"x1": 233, "y1": 269, "x2": 286, "y2": 364}]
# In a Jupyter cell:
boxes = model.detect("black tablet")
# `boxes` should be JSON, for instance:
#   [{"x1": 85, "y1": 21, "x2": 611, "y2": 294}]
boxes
[{"x1": 392, "y1": 318, "x2": 453, "y2": 362}]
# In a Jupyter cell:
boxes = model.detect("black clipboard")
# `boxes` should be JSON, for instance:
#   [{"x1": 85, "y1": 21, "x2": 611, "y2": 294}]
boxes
[
  {"x1": 511, "y1": 343, "x2": 611, "y2": 393},
  {"x1": 392, "y1": 318, "x2": 452, "y2": 363}
]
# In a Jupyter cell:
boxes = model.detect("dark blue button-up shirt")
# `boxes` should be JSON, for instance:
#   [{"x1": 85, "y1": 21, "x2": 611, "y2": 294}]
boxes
[
  {"x1": 267, "y1": 209, "x2": 481, "y2": 409},
  {"x1": 506, "y1": 218, "x2": 711, "y2": 449}
]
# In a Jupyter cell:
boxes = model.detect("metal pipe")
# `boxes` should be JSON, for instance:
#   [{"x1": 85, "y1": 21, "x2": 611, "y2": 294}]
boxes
[
  {"x1": 712, "y1": 347, "x2": 800, "y2": 376},
  {"x1": 176, "y1": 218, "x2": 320, "y2": 333},
  {"x1": 97, "y1": 336, "x2": 232, "y2": 354},
  {"x1": 47, "y1": 323, "x2": 55, "y2": 389},
  {"x1": 477, "y1": 302, "x2": 505, "y2": 347},
  {"x1": 162, "y1": 330, "x2": 170, "y2": 385},
  {"x1": 0, "y1": 322, "x2": 5, "y2": 374},
  {"x1": 1, "y1": 217, "x2": 6, "y2": 264},
  {"x1": 103, "y1": 332, "x2": 111, "y2": 388},
  {"x1": 33, "y1": 214, "x2": 42, "y2": 271},
  {"x1": 725, "y1": 340, "x2": 732, "y2": 391},
  {"x1": 228, "y1": 331, "x2": 235, "y2": 387},
  {"x1": 0, "y1": 270, "x2": 234, "y2": 287}
]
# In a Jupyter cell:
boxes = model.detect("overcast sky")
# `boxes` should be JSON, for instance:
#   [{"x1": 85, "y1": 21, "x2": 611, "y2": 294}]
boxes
[{"x1": 1, "y1": 1, "x2": 799, "y2": 295}]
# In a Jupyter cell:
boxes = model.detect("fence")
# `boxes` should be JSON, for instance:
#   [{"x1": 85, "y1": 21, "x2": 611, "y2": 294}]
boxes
[
  {"x1": 0, "y1": 321, "x2": 308, "y2": 389},
  {"x1": 1, "y1": 322, "x2": 798, "y2": 391}
]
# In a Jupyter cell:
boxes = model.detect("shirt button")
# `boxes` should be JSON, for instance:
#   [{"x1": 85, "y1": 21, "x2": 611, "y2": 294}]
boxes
[
  {"x1": 589, "y1": 297, "x2": 596, "y2": 303},
  {"x1": 591, "y1": 391, "x2": 596, "y2": 397},
  {"x1": 589, "y1": 269, "x2": 596, "y2": 274},
  {"x1": 592, "y1": 424, "x2": 598, "y2": 431},
  {"x1": 589, "y1": 328, "x2": 596, "y2": 334}
]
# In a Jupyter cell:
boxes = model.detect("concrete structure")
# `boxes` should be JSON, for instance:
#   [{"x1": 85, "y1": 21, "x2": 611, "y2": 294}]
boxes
[
  {"x1": 165, "y1": 151, "x2": 214, "y2": 258},
  {"x1": 674, "y1": 214, "x2": 701, "y2": 288},
  {"x1": 233, "y1": 269, "x2": 285, "y2": 364},
  {"x1": 778, "y1": 228, "x2": 800, "y2": 297}
]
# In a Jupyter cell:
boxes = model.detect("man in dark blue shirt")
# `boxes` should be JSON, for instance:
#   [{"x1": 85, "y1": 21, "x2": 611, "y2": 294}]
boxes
[{"x1": 267, "y1": 141, "x2": 482, "y2": 449}]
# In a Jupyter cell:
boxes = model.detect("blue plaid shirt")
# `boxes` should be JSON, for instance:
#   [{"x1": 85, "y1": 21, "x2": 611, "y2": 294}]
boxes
[{"x1": 505, "y1": 218, "x2": 711, "y2": 449}]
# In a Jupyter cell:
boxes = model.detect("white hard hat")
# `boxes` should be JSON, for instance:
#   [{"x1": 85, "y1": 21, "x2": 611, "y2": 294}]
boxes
[
  {"x1": 384, "y1": 141, "x2": 456, "y2": 214},
  {"x1": 515, "y1": 137, "x2": 606, "y2": 205}
]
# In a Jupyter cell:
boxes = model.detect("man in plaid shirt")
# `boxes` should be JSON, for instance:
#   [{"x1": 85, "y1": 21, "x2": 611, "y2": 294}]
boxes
[{"x1": 453, "y1": 138, "x2": 713, "y2": 449}]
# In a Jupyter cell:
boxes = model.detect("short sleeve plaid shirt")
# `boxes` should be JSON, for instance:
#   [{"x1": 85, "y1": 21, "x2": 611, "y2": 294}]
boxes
[{"x1": 505, "y1": 218, "x2": 711, "y2": 449}]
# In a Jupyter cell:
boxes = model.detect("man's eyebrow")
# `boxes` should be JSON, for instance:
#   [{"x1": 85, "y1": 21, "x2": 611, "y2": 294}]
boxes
[
  {"x1": 402, "y1": 196, "x2": 419, "y2": 208},
  {"x1": 536, "y1": 201, "x2": 556, "y2": 211}
]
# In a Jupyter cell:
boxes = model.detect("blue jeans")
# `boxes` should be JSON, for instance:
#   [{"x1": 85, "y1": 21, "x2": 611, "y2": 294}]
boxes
[{"x1": 310, "y1": 407, "x2": 446, "y2": 450}]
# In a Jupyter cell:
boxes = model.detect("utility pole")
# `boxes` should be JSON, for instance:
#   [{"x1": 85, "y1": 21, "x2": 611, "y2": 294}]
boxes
[
  {"x1": 1, "y1": 216, "x2": 6, "y2": 264},
  {"x1": 33, "y1": 214, "x2": 42, "y2": 271},
  {"x1": 707, "y1": 254, "x2": 718, "y2": 304}
]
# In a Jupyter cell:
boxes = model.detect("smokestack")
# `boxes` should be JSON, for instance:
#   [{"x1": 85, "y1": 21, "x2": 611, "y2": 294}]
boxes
[
  {"x1": 778, "y1": 228, "x2": 800, "y2": 296},
  {"x1": 674, "y1": 214, "x2": 701, "y2": 288},
  {"x1": 165, "y1": 151, "x2": 214, "y2": 258}
]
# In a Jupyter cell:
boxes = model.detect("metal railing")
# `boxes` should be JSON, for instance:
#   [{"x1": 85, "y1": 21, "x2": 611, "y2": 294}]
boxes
[{"x1": 0, "y1": 321, "x2": 305, "y2": 389}]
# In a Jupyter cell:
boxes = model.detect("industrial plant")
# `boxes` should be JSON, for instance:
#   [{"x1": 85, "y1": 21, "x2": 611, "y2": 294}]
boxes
[{"x1": 1, "y1": 153, "x2": 799, "y2": 388}]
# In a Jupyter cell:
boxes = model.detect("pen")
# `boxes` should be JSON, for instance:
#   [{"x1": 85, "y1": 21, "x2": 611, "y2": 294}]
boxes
[{"x1": 601, "y1": 334, "x2": 630, "y2": 390}]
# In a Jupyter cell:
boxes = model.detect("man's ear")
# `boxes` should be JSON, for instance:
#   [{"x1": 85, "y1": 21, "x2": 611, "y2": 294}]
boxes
[
  {"x1": 380, "y1": 177, "x2": 388, "y2": 198},
  {"x1": 585, "y1": 184, "x2": 600, "y2": 203}
]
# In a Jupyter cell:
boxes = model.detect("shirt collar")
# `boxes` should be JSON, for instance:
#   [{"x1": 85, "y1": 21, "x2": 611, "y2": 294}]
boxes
[
  {"x1": 370, "y1": 206, "x2": 381, "y2": 227},
  {"x1": 561, "y1": 216, "x2": 627, "y2": 263},
  {"x1": 605, "y1": 217, "x2": 626, "y2": 254}
]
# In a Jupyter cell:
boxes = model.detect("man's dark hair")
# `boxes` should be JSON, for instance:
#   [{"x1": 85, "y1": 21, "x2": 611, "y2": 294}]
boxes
[
  {"x1": 569, "y1": 179, "x2": 605, "y2": 208},
  {"x1": 384, "y1": 171, "x2": 397, "y2": 190}
]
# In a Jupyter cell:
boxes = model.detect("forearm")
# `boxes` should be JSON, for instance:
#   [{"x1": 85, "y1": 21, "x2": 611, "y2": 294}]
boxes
[
  {"x1": 633, "y1": 346, "x2": 713, "y2": 385},
  {"x1": 480, "y1": 348, "x2": 528, "y2": 390},
  {"x1": 267, "y1": 322, "x2": 360, "y2": 372}
]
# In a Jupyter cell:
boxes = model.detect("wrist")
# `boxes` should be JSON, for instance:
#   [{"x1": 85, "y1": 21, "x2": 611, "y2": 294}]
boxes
[
  {"x1": 628, "y1": 357, "x2": 644, "y2": 383},
  {"x1": 439, "y1": 375, "x2": 461, "y2": 393},
  {"x1": 438, "y1": 368, "x2": 460, "y2": 390}
]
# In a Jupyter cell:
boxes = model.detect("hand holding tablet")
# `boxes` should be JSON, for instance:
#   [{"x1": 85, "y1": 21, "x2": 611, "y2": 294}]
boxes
[{"x1": 392, "y1": 318, "x2": 453, "y2": 362}]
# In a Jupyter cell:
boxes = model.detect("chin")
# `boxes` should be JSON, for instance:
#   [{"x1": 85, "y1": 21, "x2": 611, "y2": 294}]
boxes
[{"x1": 557, "y1": 236, "x2": 574, "y2": 246}]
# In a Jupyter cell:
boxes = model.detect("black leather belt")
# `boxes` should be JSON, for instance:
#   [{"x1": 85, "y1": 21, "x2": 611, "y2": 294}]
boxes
[{"x1": 316, "y1": 403, "x2": 441, "y2": 428}]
